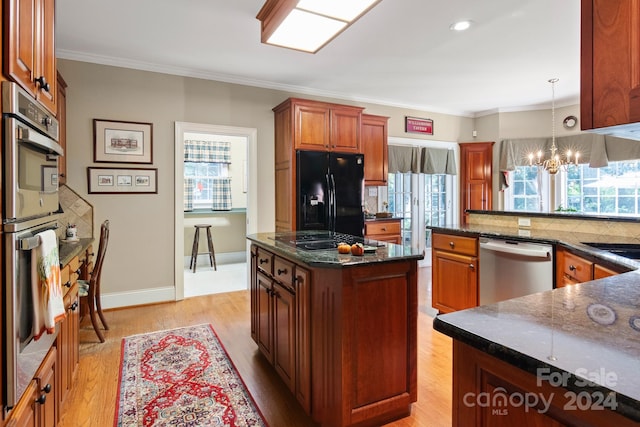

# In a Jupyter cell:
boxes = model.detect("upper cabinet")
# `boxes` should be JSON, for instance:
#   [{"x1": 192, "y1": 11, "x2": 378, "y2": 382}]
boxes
[
  {"x1": 362, "y1": 114, "x2": 389, "y2": 186},
  {"x1": 581, "y1": 0, "x2": 640, "y2": 138},
  {"x1": 274, "y1": 98, "x2": 363, "y2": 153},
  {"x1": 5, "y1": 0, "x2": 57, "y2": 114}
]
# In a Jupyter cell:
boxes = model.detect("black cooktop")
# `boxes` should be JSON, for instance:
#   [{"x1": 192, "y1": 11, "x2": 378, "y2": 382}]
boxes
[{"x1": 272, "y1": 231, "x2": 382, "y2": 251}]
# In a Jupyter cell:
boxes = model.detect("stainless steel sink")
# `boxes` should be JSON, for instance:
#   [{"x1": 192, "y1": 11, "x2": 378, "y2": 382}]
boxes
[{"x1": 581, "y1": 242, "x2": 640, "y2": 260}]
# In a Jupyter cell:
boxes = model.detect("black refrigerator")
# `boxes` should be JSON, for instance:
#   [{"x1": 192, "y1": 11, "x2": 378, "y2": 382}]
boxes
[{"x1": 296, "y1": 150, "x2": 365, "y2": 237}]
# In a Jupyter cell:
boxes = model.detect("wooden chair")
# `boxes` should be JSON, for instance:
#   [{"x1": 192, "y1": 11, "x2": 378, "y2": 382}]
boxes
[{"x1": 78, "y1": 220, "x2": 110, "y2": 342}]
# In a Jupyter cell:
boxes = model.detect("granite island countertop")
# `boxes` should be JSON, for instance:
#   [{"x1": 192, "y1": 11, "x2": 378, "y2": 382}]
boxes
[{"x1": 247, "y1": 231, "x2": 423, "y2": 268}]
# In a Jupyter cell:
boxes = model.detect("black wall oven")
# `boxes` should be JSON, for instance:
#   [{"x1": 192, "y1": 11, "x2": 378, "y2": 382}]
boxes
[{"x1": 2, "y1": 81, "x2": 63, "y2": 412}]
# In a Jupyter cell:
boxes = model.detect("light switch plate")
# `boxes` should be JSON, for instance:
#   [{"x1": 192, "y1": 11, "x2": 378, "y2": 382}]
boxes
[{"x1": 368, "y1": 187, "x2": 377, "y2": 197}]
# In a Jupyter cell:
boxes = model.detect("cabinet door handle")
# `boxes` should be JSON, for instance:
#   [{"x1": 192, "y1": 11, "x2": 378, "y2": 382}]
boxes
[
  {"x1": 569, "y1": 265, "x2": 576, "y2": 271},
  {"x1": 277, "y1": 268, "x2": 288, "y2": 275},
  {"x1": 70, "y1": 302, "x2": 78, "y2": 311},
  {"x1": 449, "y1": 241, "x2": 455, "y2": 248},
  {"x1": 34, "y1": 76, "x2": 50, "y2": 92},
  {"x1": 381, "y1": 227, "x2": 387, "y2": 231},
  {"x1": 64, "y1": 281, "x2": 71, "y2": 288},
  {"x1": 259, "y1": 258, "x2": 268, "y2": 265},
  {"x1": 469, "y1": 263, "x2": 475, "y2": 270}
]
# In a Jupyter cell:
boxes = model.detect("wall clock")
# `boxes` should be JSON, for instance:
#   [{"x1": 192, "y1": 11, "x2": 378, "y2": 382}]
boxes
[{"x1": 563, "y1": 115, "x2": 578, "y2": 129}]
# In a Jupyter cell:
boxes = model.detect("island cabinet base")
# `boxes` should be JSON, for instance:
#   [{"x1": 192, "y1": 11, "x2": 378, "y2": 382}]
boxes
[
  {"x1": 452, "y1": 341, "x2": 636, "y2": 427},
  {"x1": 311, "y1": 261, "x2": 418, "y2": 427}
]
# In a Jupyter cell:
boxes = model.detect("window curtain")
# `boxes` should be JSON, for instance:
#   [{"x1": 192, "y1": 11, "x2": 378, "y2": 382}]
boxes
[
  {"x1": 184, "y1": 140, "x2": 232, "y2": 211},
  {"x1": 184, "y1": 140, "x2": 232, "y2": 163},
  {"x1": 388, "y1": 145, "x2": 457, "y2": 175},
  {"x1": 184, "y1": 178, "x2": 195, "y2": 211},
  {"x1": 211, "y1": 177, "x2": 232, "y2": 211}
]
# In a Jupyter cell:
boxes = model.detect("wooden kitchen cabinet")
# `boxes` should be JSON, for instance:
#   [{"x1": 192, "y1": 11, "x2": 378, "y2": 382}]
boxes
[
  {"x1": 56, "y1": 282, "x2": 79, "y2": 420},
  {"x1": 275, "y1": 98, "x2": 363, "y2": 153},
  {"x1": 362, "y1": 114, "x2": 389, "y2": 185},
  {"x1": 251, "y1": 245, "x2": 311, "y2": 412},
  {"x1": 253, "y1": 247, "x2": 297, "y2": 393},
  {"x1": 581, "y1": 0, "x2": 640, "y2": 135},
  {"x1": 556, "y1": 246, "x2": 593, "y2": 287},
  {"x1": 365, "y1": 218, "x2": 402, "y2": 244},
  {"x1": 5, "y1": 348, "x2": 57, "y2": 427},
  {"x1": 273, "y1": 97, "x2": 364, "y2": 231},
  {"x1": 432, "y1": 232, "x2": 479, "y2": 313},
  {"x1": 4, "y1": 0, "x2": 58, "y2": 114},
  {"x1": 593, "y1": 263, "x2": 620, "y2": 279},
  {"x1": 451, "y1": 340, "x2": 636, "y2": 427},
  {"x1": 459, "y1": 142, "x2": 493, "y2": 226},
  {"x1": 56, "y1": 72, "x2": 67, "y2": 185}
]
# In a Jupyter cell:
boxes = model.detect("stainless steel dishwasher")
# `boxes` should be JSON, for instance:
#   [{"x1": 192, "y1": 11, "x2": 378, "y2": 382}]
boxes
[{"x1": 479, "y1": 237, "x2": 554, "y2": 305}]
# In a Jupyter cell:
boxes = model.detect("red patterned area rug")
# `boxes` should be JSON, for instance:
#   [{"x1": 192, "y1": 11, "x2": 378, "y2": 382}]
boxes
[{"x1": 115, "y1": 324, "x2": 268, "y2": 426}]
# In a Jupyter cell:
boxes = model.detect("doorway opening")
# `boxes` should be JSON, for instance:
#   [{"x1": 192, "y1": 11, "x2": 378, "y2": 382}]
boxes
[{"x1": 174, "y1": 122, "x2": 258, "y2": 300}]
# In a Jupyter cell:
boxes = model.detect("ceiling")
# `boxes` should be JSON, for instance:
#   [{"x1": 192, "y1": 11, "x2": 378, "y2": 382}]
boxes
[{"x1": 55, "y1": 0, "x2": 581, "y2": 117}]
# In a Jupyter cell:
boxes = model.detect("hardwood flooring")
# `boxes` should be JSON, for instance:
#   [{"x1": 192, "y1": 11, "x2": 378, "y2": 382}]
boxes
[{"x1": 59, "y1": 267, "x2": 452, "y2": 427}]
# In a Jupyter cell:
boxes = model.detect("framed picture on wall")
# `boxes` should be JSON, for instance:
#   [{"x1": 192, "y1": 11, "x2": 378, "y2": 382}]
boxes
[
  {"x1": 93, "y1": 119, "x2": 153, "y2": 163},
  {"x1": 88, "y1": 167, "x2": 157, "y2": 194}
]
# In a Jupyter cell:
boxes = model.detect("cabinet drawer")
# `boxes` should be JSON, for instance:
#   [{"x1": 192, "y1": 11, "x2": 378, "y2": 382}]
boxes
[
  {"x1": 559, "y1": 250, "x2": 593, "y2": 283},
  {"x1": 256, "y1": 248, "x2": 274, "y2": 275},
  {"x1": 365, "y1": 220, "x2": 401, "y2": 236},
  {"x1": 432, "y1": 233, "x2": 478, "y2": 256},
  {"x1": 274, "y1": 257, "x2": 294, "y2": 289}
]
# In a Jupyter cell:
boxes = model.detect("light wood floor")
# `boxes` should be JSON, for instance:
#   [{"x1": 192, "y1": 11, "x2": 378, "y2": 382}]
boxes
[{"x1": 59, "y1": 267, "x2": 452, "y2": 427}]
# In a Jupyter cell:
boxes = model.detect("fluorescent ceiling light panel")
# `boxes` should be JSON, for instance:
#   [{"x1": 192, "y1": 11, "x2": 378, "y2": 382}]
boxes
[
  {"x1": 257, "y1": 0, "x2": 382, "y2": 53},
  {"x1": 267, "y1": 9, "x2": 347, "y2": 52},
  {"x1": 297, "y1": 0, "x2": 380, "y2": 21}
]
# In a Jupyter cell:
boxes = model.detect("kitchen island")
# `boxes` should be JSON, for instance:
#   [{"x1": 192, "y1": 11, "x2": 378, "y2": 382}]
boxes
[
  {"x1": 434, "y1": 264, "x2": 640, "y2": 426},
  {"x1": 247, "y1": 231, "x2": 423, "y2": 427}
]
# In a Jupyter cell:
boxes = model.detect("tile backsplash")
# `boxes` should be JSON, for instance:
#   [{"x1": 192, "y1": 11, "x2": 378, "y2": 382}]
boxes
[
  {"x1": 468, "y1": 212, "x2": 640, "y2": 240},
  {"x1": 58, "y1": 185, "x2": 94, "y2": 240}
]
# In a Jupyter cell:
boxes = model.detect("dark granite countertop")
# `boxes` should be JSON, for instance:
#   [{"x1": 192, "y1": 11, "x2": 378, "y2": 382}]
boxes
[
  {"x1": 247, "y1": 231, "x2": 423, "y2": 268},
  {"x1": 59, "y1": 237, "x2": 93, "y2": 266}
]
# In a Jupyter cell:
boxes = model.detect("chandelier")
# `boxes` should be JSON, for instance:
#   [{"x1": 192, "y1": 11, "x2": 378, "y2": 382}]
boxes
[{"x1": 527, "y1": 78, "x2": 579, "y2": 175}]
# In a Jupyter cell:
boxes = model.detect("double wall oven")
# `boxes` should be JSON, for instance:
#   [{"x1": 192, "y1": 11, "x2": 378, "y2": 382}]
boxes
[{"x1": 2, "y1": 81, "x2": 63, "y2": 412}]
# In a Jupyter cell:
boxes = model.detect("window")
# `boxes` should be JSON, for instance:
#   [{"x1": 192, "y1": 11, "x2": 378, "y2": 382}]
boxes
[
  {"x1": 506, "y1": 160, "x2": 640, "y2": 216},
  {"x1": 183, "y1": 140, "x2": 232, "y2": 211},
  {"x1": 184, "y1": 162, "x2": 229, "y2": 209},
  {"x1": 510, "y1": 166, "x2": 542, "y2": 212},
  {"x1": 387, "y1": 172, "x2": 453, "y2": 247},
  {"x1": 564, "y1": 161, "x2": 640, "y2": 216},
  {"x1": 388, "y1": 172, "x2": 413, "y2": 244}
]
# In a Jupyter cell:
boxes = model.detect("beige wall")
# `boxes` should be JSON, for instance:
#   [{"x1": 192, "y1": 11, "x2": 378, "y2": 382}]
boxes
[{"x1": 57, "y1": 59, "x2": 476, "y2": 308}]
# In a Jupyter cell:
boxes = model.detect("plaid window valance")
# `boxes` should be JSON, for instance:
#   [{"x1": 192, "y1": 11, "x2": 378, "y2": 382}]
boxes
[{"x1": 184, "y1": 140, "x2": 231, "y2": 163}]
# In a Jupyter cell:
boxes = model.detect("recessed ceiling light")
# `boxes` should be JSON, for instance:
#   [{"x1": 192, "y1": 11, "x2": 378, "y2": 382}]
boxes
[{"x1": 449, "y1": 20, "x2": 473, "y2": 31}]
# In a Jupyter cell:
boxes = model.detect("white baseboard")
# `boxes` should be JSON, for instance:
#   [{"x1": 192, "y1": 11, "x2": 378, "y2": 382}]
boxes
[
  {"x1": 183, "y1": 250, "x2": 246, "y2": 268},
  {"x1": 101, "y1": 286, "x2": 176, "y2": 310},
  {"x1": 102, "y1": 251, "x2": 248, "y2": 309}
]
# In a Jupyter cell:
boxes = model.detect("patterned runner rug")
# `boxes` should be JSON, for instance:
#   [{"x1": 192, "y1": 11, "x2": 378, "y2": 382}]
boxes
[{"x1": 115, "y1": 324, "x2": 268, "y2": 426}]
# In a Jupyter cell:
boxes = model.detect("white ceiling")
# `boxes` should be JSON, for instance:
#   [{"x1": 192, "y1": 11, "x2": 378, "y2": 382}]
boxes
[{"x1": 55, "y1": 0, "x2": 581, "y2": 117}]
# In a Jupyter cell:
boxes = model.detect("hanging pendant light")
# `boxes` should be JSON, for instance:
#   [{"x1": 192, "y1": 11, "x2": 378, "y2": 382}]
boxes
[{"x1": 527, "y1": 78, "x2": 579, "y2": 174}]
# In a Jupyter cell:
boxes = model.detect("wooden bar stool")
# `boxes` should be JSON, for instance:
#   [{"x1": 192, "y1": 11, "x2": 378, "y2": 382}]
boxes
[{"x1": 190, "y1": 224, "x2": 217, "y2": 273}]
